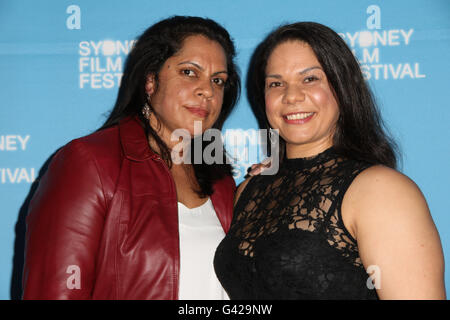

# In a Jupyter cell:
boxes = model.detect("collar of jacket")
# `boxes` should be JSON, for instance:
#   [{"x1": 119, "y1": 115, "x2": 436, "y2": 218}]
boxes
[{"x1": 118, "y1": 116, "x2": 160, "y2": 161}]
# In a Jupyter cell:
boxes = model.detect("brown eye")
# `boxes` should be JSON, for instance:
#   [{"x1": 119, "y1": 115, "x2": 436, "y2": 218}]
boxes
[
  {"x1": 304, "y1": 75, "x2": 319, "y2": 83},
  {"x1": 181, "y1": 69, "x2": 196, "y2": 77},
  {"x1": 268, "y1": 81, "x2": 282, "y2": 88},
  {"x1": 213, "y1": 78, "x2": 226, "y2": 86}
]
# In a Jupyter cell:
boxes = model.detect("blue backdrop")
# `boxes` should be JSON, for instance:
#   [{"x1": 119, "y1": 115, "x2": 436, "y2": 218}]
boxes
[{"x1": 1, "y1": 0, "x2": 449, "y2": 299}]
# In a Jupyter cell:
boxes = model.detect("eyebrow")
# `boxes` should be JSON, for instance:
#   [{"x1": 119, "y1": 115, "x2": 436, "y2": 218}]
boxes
[
  {"x1": 177, "y1": 61, "x2": 228, "y2": 76},
  {"x1": 266, "y1": 66, "x2": 322, "y2": 78}
]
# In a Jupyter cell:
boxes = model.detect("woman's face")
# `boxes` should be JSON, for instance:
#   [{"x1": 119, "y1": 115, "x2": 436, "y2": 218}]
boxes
[
  {"x1": 264, "y1": 40, "x2": 340, "y2": 157},
  {"x1": 145, "y1": 35, "x2": 228, "y2": 145}
]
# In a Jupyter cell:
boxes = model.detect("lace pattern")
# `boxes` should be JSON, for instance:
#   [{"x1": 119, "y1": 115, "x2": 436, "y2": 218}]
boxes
[{"x1": 214, "y1": 147, "x2": 379, "y2": 299}]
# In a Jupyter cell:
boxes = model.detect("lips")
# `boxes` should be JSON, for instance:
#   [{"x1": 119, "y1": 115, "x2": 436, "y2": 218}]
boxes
[{"x1": 185, "y1": 106, "x2": 209, "y2": 118}]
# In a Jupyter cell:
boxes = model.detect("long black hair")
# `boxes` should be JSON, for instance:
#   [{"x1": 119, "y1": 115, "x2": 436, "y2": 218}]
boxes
[
  {"x1": 100, "y1": 16, "x2": 241, "y2": 196},
  {"x1": 247, "y1": 22, "x2": 398, "y2": 168}
]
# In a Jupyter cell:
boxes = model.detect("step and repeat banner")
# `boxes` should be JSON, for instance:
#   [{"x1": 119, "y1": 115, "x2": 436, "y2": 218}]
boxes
[{"x1": 1, "y1": 0, "x2": 449, "y2": 299}]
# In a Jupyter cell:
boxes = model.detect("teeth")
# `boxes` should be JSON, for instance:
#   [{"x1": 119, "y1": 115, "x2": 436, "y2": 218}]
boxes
[{"x1": 286, "y1": 112, "x2": 314, "y2": 120}]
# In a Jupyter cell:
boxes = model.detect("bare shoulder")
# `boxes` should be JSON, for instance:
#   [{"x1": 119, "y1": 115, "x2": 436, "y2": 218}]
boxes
[
  {"x1": 234, "y1": 176, "x2": 254, "y2": 206},
  {"x1": 352, "y1": 164, "x2": 418, "y2": 189},
  {"x1": 342, "y1": 164, "x2": 433, "y2": 243},
  {"x1": 345, "y1": 165, "x2": 445, "y2": 299},
  {"x1": 343, "y1": 164, "x2": 435, "y2": 238},
  {"x1": 346, "y1": 164, "x2": 428, "y2": 217}
]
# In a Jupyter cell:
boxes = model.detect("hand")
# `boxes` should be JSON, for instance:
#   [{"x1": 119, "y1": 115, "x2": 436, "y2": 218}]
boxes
[{"x1": 246, "y1": 158, "x2": 272, "y2": 176}]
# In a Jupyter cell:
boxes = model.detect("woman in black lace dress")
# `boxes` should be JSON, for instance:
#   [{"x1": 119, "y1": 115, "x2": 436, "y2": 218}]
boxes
[{"x1": 214, "y1": 22, "x2": 446, "y2": 299}]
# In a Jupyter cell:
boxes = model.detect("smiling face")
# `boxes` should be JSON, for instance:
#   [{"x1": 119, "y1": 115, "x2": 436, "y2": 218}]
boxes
[
  {"x1": 145, "y1": 34, "x2": 228, "y2": 147},
  {"x1": 264, "y1": 40, "x2": 340, "y2": 158}
]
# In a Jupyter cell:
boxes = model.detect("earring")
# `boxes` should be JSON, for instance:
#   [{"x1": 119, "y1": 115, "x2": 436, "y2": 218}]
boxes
[{"x1": 142, "y1": 94, "x2": 152, "y2": 119}]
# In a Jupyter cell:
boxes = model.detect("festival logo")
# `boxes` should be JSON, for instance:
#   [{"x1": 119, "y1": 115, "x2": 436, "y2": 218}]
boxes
[{"x1": 339, "y1": 5, "x2": 426, "y2": 80}]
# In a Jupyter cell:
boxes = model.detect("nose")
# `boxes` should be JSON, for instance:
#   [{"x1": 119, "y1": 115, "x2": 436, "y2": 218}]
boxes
[
  {"x1": 282, "y1": 84, "x2": 305, "y2": 104},
  {"x1": 195, "y1": 79, "x2": 214, "y2": 100}
]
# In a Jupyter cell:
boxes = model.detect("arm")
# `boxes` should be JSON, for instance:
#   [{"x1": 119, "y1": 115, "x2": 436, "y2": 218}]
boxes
[
  {"x1": 343, "y1": 165, "x2": 446, "y2": 299},
  {"x1": 23, "y1": 140, "x2": 107, "y2": 299}
]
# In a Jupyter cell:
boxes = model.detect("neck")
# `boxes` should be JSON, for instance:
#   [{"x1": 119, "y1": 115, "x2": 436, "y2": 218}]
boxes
[
  {"x1": 147, "y1": 116, "x2": 193, "y2": 157},
  {"x1": 285, "y1": 138, "x2": 333, "y2": 159}
]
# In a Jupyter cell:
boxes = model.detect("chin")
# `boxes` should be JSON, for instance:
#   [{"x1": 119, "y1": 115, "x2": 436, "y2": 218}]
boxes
[
  {"x1": 280, "y1": 131, "x2": 313, "y2": 145},
  {"x1": 283, "y1": 139, "x2": 312, "y2": 147}
]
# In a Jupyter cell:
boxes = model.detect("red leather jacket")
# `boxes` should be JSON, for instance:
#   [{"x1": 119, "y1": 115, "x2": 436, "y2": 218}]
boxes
[{"x1": 22, "y1": 116, "x2": 236, "y2": 299}]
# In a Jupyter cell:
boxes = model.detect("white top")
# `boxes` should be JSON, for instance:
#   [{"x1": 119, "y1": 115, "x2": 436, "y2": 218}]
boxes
[{"x1": 177, "y1": 198, "x2": 229, "y2": 300}]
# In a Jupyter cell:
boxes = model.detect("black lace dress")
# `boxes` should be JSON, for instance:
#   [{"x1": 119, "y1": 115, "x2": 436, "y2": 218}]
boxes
[{"x1": 214, "y1": 147, "x2": 379, "y2": 300}]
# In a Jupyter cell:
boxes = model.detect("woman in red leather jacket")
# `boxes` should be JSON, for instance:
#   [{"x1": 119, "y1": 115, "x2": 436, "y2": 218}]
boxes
[{"x1": 22, "y1": 16, "x2": 240, "y2": 300}]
